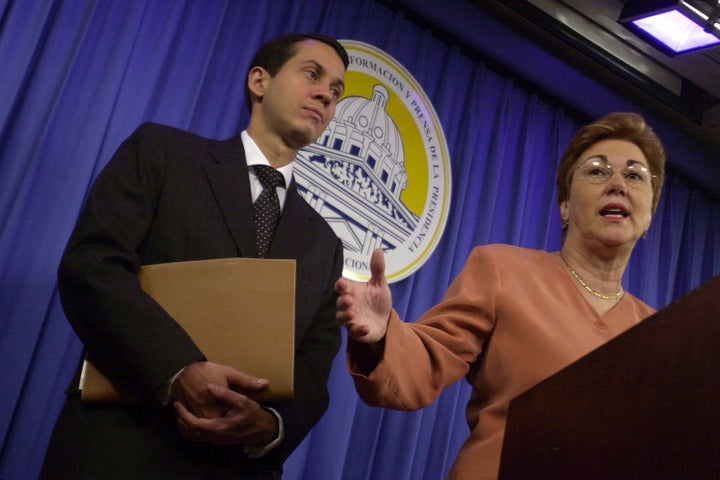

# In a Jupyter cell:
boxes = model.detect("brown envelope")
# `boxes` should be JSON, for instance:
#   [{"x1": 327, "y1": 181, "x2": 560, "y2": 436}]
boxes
[{"x1": 80, "y1": 257, "x2": 296, "y2": 403}]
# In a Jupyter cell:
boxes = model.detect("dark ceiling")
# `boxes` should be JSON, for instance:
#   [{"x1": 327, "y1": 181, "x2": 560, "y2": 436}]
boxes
[{"x1": 474, "y1": 0, "x2": 720, "y2": 154}]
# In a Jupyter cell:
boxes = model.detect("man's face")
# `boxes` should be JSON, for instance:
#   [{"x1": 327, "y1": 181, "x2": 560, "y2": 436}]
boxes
[{"x1": 253, "y1": 39, "x2": 346, "y2": 149}]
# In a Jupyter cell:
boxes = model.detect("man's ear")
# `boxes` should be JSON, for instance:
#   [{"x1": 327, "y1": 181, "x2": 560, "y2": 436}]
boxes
[{"x1": 247, "y1": 66, "x2": 269, "y2": 103}]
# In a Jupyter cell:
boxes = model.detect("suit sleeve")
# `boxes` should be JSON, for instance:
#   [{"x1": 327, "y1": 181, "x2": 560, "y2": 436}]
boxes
[
  {"x1": 58, "y1": 124, "x2": 204, "y2": 400},
  {"x1": 347, "y1": 247, "x2": 496, "y2": 410},
  {"x1": 269, "y1": 237, "x2": 343, "y2": 461}
]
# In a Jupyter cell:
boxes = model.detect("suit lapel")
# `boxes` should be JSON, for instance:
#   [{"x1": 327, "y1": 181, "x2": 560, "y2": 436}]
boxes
[
  {"x1": 268, "y1": 180, "x2": 314, "y2": 259},
  {"x1": 203, "y1": 137, "x2": 259, "y2": 257},
  {"x1": 204, "y1": 137, "x2": 317, "y2": 260}
]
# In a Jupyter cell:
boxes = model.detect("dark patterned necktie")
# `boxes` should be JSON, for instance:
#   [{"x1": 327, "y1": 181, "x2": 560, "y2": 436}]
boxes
[{"x1": 253, "y1": 165, "x2": 285, "y2": 258}]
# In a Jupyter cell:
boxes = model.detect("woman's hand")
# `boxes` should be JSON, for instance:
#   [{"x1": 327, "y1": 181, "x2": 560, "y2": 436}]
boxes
[{"x1": 335, "y1": 248, "x2": 392, "y2": 344}]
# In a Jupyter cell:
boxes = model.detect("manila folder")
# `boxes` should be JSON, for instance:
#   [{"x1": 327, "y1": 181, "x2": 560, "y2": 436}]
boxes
[{"x1": 80, "y1": 257, "x2": 296, "y2": 403}]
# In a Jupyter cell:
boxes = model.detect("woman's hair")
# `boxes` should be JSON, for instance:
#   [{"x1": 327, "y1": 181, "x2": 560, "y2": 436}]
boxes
[
  {"x1": 556, "y1": 112, "x2": 666, "y2": 214},
  {"x1": 244, "y1": 33, "x2": 349, "y2": 111}
]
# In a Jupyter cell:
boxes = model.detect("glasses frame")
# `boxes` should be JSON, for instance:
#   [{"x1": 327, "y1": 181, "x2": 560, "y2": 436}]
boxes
[{"x1": 573, "y1": 157, "x2": 656, "y2": 189}]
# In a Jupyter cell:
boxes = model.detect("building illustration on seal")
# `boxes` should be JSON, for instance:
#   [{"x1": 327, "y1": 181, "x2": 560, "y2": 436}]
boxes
[
  {"x1": 296, "y1": 84, "x2": 419, "y2": 258},
  {"x1": 297, "y1": 40, "x2": 451, "y2": 282}
]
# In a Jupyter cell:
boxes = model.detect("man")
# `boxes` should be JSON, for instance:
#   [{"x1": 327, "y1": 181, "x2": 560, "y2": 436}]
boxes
[{"x1": 41, "y1": 33, "x2": 348, "y2": 479}]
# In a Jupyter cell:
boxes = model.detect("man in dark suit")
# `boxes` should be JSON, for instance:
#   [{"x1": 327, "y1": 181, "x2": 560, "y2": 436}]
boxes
[{"x1": 40, "y1": 33, "x2": 348, "y2": 479}]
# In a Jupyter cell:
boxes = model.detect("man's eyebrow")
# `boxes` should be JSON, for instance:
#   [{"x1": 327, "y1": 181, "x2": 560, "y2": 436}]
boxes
[
  {"x1": 302, "y1": 59, "x2": 345, "y2": 90},
  {"x1": 301, "y1": 59, "x2": 326, "y2": 74}
]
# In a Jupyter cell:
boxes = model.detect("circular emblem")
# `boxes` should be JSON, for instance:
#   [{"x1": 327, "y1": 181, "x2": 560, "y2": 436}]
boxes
[{"x1": 297, "y1": 40, "x2": 451, "y2": 282}]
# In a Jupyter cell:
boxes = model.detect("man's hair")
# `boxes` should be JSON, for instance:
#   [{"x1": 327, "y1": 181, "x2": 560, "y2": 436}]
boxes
[{"x1": 244, "y1": 33, "x2": 349, "y2": 111}]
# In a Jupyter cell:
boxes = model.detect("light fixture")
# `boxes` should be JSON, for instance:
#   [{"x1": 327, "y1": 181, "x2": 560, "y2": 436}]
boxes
[{"x1": 619, "y1": 0, "x2": 720, "y2": 56}]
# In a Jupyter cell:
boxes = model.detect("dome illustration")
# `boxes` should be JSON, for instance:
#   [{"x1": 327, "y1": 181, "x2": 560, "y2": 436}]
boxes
[{"x1": 296, "y1": 84, "x2": 419, "y2": 256}]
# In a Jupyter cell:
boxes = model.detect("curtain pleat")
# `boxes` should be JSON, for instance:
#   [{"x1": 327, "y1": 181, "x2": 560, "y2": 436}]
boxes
[{"x1": 1, "y1": 1, "x2": 718, "y2": 479}]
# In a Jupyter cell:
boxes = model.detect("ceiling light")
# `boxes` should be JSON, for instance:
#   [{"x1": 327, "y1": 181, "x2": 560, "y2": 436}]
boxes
[{"x1": 619, "y1": 0, "x2": 720, "y2": 56}]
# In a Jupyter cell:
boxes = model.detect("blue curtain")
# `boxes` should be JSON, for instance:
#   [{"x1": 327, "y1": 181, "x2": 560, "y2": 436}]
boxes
[{"x1": 1, "y1": 1, "x2": 718, "y2": 479}]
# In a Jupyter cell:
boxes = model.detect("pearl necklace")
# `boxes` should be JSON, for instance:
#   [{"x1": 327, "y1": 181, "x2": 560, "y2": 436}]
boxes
[{"x1": 564, "y1": 262, "x2": 623, "y2": 301}]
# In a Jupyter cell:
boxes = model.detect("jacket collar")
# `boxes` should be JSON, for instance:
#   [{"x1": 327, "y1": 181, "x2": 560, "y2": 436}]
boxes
[{"x1": 203, "y1": 135, "x2": 315, "y2": 259}]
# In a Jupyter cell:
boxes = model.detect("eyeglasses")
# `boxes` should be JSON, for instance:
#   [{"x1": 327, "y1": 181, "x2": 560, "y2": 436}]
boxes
[{"x1": 574, "y1": 158, "x2": 655, "y2": 189}]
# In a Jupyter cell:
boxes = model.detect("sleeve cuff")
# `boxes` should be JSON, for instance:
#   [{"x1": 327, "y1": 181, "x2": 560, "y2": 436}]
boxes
[
  {"x1": 156, "y1": 366, "x2": 187, "y2": 405},
  {"x1": 243, "y1": 407, "x2": 284, "y2": 458}
]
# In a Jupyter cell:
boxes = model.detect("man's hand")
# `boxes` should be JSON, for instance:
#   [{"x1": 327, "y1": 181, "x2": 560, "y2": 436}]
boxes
[
  {"x1": 335, "y1": 248, "x2": 392, "y2": 344},
  {"x1": 174, "y1": 384, "x2": 278, "y2": 446},
  {"x1": 171, "y1": 361, "x2": 269, "y2": 419}
]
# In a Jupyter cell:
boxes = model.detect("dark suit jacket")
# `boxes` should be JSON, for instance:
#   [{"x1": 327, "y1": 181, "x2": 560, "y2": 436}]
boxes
[{"x1": 42, "y1": 123, "x2": 343, "y2": 479}]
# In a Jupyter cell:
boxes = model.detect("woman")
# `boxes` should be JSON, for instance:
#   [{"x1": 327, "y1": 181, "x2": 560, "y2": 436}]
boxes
[{"x1": 335, "y1": 112, "x2": 665, "y2": 479}]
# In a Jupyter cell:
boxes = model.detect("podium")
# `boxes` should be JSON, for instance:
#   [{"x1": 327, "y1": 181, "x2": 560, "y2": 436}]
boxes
[{"x1": 499, "y1": 275, "x2": 720, "y2": 479}]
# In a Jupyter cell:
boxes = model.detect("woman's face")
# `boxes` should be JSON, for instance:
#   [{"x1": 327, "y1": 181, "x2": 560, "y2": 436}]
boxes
[{"x1": 560, "y1": 139, "x2": 654, "y2": 253}]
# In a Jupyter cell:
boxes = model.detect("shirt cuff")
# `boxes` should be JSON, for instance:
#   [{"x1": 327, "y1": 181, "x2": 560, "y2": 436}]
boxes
[
  {"x1": 243, "y1": 407, "x2": 285, "y2": 458},
  {"x1": 156, "y1": 366, "x2": 187, "y2": 405}
]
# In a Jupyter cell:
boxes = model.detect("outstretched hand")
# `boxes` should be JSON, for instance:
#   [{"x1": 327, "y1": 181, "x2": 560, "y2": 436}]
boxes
[{"x1": 334, "y1": 248, "x2": 392, "y2": 344}]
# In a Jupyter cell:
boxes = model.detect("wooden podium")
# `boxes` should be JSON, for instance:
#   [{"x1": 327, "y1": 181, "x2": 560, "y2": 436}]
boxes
[{"x1": 499, "y1": 275, "x2": 720, "y2": 479}]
